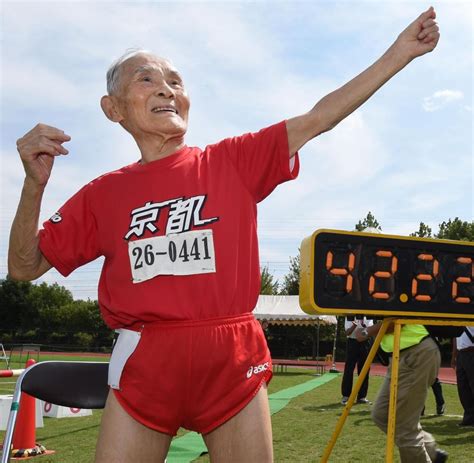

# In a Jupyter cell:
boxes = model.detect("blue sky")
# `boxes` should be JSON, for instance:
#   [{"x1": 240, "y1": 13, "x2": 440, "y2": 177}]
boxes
[{"x1": 0, "y1": 0, "x2": 472, "y2": 300}]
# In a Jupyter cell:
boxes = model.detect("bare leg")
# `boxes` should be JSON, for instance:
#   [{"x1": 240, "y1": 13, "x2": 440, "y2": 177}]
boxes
[
  {"x1": 95, "y1": 391, "x2": 172, "y2": 463},
  {"x1": 203, "y1": 384, "x2": 273, "y2": 463}
]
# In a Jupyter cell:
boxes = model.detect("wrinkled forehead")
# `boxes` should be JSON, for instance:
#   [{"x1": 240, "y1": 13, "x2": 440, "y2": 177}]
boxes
[{"x1": 122, "y1": 54, "x2": 181, "y2": 80}]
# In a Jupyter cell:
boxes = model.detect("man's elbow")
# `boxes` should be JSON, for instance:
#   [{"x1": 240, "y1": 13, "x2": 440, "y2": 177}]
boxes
[
  {"x1": 7, "y1": 257, "x2": 44, "y2": 282},
  {"x1": 7, "y1": 265, "x2": 36, "y2": 282},
  {"x1": 311, "y1": 110, "x2": 340, "y2": 136}
]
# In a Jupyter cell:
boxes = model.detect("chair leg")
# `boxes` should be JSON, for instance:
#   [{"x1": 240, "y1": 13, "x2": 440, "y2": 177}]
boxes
[{"x1": 1, "y1": 370, "x2": 26, "y2": 463}]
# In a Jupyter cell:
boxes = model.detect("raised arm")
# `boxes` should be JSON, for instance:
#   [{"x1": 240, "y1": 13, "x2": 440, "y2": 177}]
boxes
[
  {"x1": 8, "y1": 124, "x2": 71, "y2": 281},
  {"x1": 286, "y1": 7, "x2": 440, "y2": 156}
]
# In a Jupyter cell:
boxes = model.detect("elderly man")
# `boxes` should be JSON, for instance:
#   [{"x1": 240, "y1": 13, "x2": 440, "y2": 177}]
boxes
[{"x1": 9, "y1": 8, "x2": 439, "y2": 463}]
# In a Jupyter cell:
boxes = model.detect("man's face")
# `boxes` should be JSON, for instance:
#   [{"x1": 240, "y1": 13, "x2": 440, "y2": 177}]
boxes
[{"x1": 112, "y1": 54, "x2": 190, "y2": 140}]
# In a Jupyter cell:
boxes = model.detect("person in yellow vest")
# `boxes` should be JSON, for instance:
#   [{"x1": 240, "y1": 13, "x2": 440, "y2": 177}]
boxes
[{"x1": 355, "y1": 322, "x2": 448, "y2": 463}]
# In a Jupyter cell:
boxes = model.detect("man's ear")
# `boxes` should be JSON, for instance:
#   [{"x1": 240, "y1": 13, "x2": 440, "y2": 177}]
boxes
[{"x1": 101, "y1": 95, "x2": 123, "y2": 122}]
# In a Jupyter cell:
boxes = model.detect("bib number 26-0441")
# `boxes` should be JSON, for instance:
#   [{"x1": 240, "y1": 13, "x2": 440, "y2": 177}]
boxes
[{"x1": 128, "y1": 230, "x2": 216, "y2": 283}]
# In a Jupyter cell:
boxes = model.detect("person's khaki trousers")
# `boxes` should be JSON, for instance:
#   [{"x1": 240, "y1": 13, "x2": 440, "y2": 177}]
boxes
[{"x1": 371, "y1": 337, "x2": 440, "y2": 463}]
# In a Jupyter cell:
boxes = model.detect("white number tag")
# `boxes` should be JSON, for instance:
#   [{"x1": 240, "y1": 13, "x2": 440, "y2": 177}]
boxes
[{"x1": 128, "y1": 230, "x2": 216, "y2": 283}]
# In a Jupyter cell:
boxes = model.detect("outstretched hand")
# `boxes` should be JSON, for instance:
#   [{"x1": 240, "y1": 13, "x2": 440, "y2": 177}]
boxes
[{"x1": 395, "y1": 6, "x2": 440, "y2": 62}]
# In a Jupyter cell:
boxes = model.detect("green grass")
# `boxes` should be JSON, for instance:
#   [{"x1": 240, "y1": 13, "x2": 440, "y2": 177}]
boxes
[{"x1": 1, "y1": 369, "x2": 473, "y2": 462}]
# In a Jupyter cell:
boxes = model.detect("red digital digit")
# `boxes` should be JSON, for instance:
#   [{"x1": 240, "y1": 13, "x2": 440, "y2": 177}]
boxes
[
  {"x1": 411, "y1": 253, "x2": 439, "y2": 302},
  {"x1": 452, "y1": 257, "x2": 473, "y2": 304},
  {"x1": 368, "y1": 250, "x2": 398, "y2": 299},
  {"x1": 325, "y1": 250, "x2": 355, "y2": 293}
]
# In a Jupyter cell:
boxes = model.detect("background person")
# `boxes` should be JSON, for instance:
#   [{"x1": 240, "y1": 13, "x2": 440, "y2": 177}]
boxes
[
  {"x1": 341, "y1": 316, "x2": 373, "y2": 405},
  {"x1": 9, "y1": 7, "x2": 440, "y2": 463},
  {"x1": 421, "y1": 378, "x2": 445, "y2": 417},
  {"x1": 355, "y1": 322, "x2": 448, "y2": 463},
  {"x1": 451, "y1": 327, "x2": 474, "y2": 427}
]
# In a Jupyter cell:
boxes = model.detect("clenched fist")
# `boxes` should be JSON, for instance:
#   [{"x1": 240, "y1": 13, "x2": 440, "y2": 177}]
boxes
[
  {"x1": 394, "y1": 7, "x2": 440, "y2": 62},
  {"x1": 16, "y1": 123, "x2": 71, "y2": 187}
]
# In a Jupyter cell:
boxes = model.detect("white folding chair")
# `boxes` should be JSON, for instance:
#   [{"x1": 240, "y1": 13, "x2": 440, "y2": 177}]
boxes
[
  {"x1": 0, "y1": 345, "x2": 9, "y2": 369},
  {"x1": 1, "y1": 361, "x2": 109, "y2": 463}
]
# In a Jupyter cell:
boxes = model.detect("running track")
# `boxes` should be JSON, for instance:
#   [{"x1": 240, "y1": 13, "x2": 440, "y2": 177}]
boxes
[{"x1": 334, "y1": 362, "x2": 457, "y2": 385}]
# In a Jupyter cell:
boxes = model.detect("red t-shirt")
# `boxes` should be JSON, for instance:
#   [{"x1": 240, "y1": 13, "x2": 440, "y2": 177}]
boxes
[{"x1": 39, "y1": 121, "x2": 299, "y2": 328}]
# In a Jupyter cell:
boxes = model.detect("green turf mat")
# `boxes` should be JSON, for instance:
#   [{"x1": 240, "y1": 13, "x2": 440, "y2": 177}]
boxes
[
  {"x1": 268, "y1": 373, "x2": 339, "y2": 415},
  {"x1": 167, "y1": 373, "x2": 339, "y2": 463}
]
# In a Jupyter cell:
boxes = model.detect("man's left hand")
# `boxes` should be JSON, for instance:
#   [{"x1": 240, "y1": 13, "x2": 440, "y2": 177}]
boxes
[{"x1": 394, "y1": 7, "x2": 440, "y2": 62}]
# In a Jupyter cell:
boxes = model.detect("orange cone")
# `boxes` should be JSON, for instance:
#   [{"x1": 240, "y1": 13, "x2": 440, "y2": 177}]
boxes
[{"x1": 12, "y1": 359, "x2": 37, "y2": 450}]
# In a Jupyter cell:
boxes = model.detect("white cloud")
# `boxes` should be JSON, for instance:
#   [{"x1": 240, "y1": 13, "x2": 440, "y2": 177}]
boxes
[{"x1": 423, "y1": 89, "x2": 464, "y2": 112}]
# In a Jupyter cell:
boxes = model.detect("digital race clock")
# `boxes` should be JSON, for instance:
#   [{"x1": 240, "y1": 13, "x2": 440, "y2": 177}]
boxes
[{"x1": 299, "y1": 229, "x2": 474, "y2": 319}]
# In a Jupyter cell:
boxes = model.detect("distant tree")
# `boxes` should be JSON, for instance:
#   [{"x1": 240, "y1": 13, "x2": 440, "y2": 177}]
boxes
[
  {"x1": 355, "y1": 211, "x2": 382, "y2": 231},
  {"x1": 29, "y1": 282, "x2": 74, "y2": 332},
  {"x1": 410, "y1": 222, "x2": 432, "y2": 238},
  {"x1": 0, "y1": 278, "x2": 113, "y2": 348},
  {"x1": 260, "y1": 266, "x2": 279, "y2": 295},
  {"x1": 280, "y1": 254, "x2": 300, "y2": 295},
  {"x1": 0, "y1": 277, "x2": 34, "y2": 330},
  {"x1": 29, "y1": 282, "x2": 73, "y2": 312},
  {"x1": 435, "y1": 218, "x2": 474, "y2": 241}
]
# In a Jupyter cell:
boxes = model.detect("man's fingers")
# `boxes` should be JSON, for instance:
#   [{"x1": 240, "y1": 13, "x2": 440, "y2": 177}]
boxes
[
  {"x1": 52, "y1": 142, "x2": 69, "y2": 155},
  {"x1": 42, "y1": 139, "x2": 69, "y2": 156},
  {"x1": 419, "y1": 6, "x2": 436, "y2": 23},
  {"x1": 421, "y1": 18, "x2": 437, "y2": 30},
  {"x1": 43, "y1": 129, "x2": 71, "y2": 142},
  {"x1": 418, "y1": 24, "x2": 439, "y2": 40},
  {"x1": 23, "y1": 139, "x2": 68, "y2": 158},
  {"x1": 423, "y1": 32, "x2": 440, "y2": 45},
  {"x1": 17, "y1": 124, "x2": 71, "y2": 158},
  {"x1": 30, "y1": 123, "x2": 71, "y2": 142}
]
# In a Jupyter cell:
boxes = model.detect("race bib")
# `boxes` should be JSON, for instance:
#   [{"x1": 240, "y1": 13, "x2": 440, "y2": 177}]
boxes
[{"x1": 128, "y1": 230, "x2": 216, "y2": 283}]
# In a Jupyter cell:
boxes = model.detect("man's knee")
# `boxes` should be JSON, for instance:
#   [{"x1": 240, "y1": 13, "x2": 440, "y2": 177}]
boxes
[
  {"x1": 371, "y1": 403, "x2": 388, "y2": 431},
  {"x1": 95, "y1": 392, "x2": 172, "y2": 463},
  {"x1": 203, "y1": 385, "x2": 273, "y2": 462}
]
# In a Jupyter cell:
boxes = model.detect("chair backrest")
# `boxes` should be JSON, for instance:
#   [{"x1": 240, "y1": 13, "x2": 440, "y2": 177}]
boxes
[
  {"x1": 21, "y1": 361, "x2": 109, "y2": 409},
  {"x1": 1, "y1": 361, "x2": 109, "y2": 463}
]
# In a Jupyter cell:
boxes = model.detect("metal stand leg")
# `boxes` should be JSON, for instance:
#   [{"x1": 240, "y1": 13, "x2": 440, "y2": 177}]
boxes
[
  {"x1": 385, "y1": 321, "x2": 401, "y2": 463},
  {"x1": 321, "y1": 319, "x2": 391, "y2": 462}
]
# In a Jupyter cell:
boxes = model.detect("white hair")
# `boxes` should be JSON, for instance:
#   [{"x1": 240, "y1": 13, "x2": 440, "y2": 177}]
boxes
[{"x1": 106, "y1": 48, "x2": 152, "y2": 95}]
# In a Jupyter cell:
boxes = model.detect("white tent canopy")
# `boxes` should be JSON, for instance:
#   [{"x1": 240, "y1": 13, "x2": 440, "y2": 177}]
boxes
[{"x1": 253, "y1": 295, "x2": 337, "y2": 326}]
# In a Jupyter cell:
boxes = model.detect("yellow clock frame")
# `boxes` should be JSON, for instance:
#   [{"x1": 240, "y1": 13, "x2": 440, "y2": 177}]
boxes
[{"x1": 299, "y1": 229, "x2": 474, "y2": 319}]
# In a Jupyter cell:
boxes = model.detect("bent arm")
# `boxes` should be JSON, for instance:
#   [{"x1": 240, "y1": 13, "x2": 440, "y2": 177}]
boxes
[
  {"x1": 345, "y1": 322, "x2": 357, "y2": 336},
  {"x1": 8, "y1": 123, "x2": 70, "y2": 280},
  {"x1": 8, "y1": 178, "x2": 52, "y2": 281}
]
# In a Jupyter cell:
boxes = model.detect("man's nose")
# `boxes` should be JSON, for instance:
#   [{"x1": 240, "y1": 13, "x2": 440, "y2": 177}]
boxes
[{"x1": 154, "y1": 82, "x2": 175, "y2": 98}]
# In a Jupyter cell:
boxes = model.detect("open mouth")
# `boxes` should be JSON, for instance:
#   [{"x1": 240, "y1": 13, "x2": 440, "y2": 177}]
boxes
[{"x1": 151, "y1": 106, "x2": 178, "y2": 115}]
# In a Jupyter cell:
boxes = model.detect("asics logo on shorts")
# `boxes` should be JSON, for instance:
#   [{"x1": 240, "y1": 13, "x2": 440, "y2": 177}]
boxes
[{"x1": 246, "y1": 362, "x2": 269, "y2": 379}]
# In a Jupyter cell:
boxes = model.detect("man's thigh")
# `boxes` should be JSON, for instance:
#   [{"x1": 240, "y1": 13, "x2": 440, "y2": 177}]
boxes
[
  {"x1": 202, "y1": 384, "x2": 273, "y2": 463},
  {"x1": 95, "y1": 391, "x2": 172, "y2": 463}
]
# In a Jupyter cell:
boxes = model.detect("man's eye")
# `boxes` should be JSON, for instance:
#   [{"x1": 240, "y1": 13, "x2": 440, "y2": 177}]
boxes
[
  {"x1": 141, "y1": 76, "x2": 152, "y2": 82},
  {"x1": 170, "y1": 81, "x2": 182, "y2": 87}
]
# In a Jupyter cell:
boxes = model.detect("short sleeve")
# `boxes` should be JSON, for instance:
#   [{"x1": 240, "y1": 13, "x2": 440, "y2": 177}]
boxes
[
  {"x1": 218, "y1": 120, "x2": 299, "y2": 203},
  {"x1": 39, "y1": 183, "x2": 101, "y2": 277},
  {"x1": 344, "y1": 318, "x2": 353, "y2": 331}
]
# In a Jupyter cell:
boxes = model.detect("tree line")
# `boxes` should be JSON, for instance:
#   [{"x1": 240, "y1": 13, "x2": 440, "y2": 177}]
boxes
[
  {"x1": 0, "y1": 215, "x2": 472, "y2": 352},
  {"x1": 0, "y1": 280, "x2": 112, "y2": 350},
  {"x1": 263, "y1": 215, "x2": 474, "y2": 296}
]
